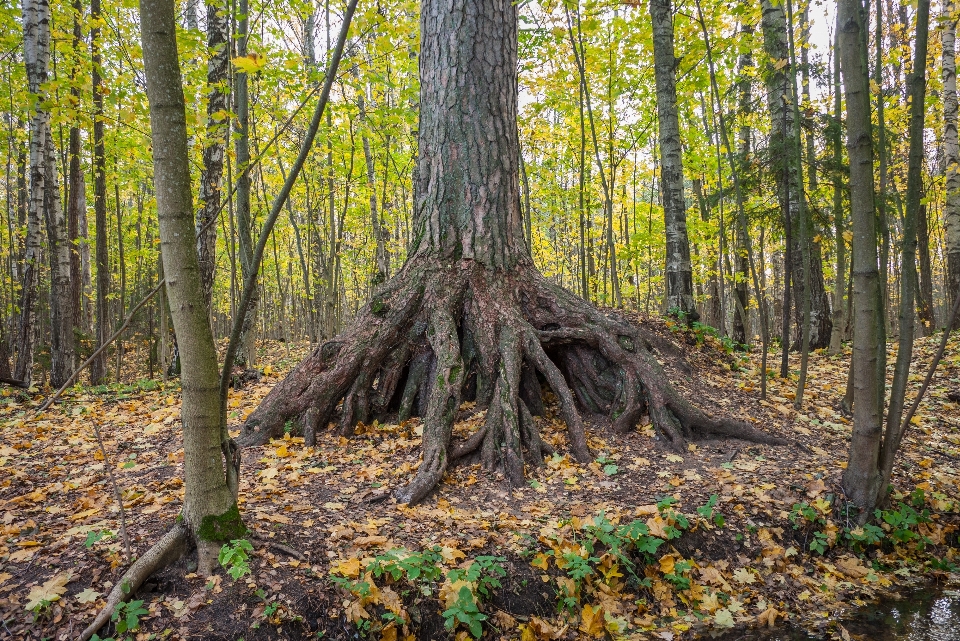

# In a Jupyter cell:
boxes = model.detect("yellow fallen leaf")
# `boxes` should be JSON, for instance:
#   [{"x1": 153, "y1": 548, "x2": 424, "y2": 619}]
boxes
[
  {"x1": 579, "y1": 603, "x2": 605, "y2": 637},
  {"x1": 332, "y1": 557, "x2": 362, "y2": 578},
  {"x1": 24, "y1": 571, "x2": 72, "y2": 611}
]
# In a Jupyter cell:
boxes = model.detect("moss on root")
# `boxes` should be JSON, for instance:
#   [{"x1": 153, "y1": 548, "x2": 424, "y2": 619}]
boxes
[{"x1": 197, "y1": 503, "x2": 247, "y2": 542}]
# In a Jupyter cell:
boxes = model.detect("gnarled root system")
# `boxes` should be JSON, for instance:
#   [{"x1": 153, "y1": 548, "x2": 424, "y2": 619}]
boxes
[{"x1": 239, "y1": 259, "x2": 787, "y2": 505}]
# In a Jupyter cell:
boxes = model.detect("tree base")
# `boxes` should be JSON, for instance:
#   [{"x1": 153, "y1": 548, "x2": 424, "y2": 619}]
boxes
[{"x1": 239, "y1": 259, "x2": 787, "y2": 504}]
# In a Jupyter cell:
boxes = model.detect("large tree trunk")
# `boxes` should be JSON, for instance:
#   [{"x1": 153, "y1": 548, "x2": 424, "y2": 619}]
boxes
[
  {"x1": 944, "y1": 0, "x2": 960, "y2": 328},
  {"x1": 839, "y1": 0, "x2": 886, "y2": 511},
  {"x1": 650, "y1": 0, "x2": 697, "y2": 320},
  {"x1": 760, "y1": 0, "x2": 832, "y2": 350},
  {"x1": 240, "y1": 0, "x2": 786, "y2": 507},
  {"x1": 197, "y1": 0, "x2": 230, "y2": 311}
]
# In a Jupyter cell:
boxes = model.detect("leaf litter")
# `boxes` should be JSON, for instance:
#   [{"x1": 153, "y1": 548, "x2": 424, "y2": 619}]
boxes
[{"x1": 0, "y1": 317, "x2": 958, "y2": 640}]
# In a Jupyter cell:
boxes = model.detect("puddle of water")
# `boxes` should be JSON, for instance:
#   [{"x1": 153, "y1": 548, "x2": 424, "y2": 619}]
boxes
[{"x1": 700, "y1": 588, "x2": 960, "y2": 641}]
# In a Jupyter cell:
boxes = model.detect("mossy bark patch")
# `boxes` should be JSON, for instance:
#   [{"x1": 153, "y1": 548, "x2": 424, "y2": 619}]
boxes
[{"x1": 197, "y1": 503, "x2": 247, "y2": 542}]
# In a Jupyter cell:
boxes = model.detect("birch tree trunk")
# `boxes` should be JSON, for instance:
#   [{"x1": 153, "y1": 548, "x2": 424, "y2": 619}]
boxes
[
  {"x1": 21, "y1": 0, "x2": 75, "y2": 387},
  {"x1": 944, "y1": 0, "x2": 960, "y2": 328},
  {"x1": 760, "y1": 0, "x2": 832, "y2": 350},
  {"x1": 15, "y1": 0, "x2": 50, "y2": 386},
  {"x1": 197, "y1": 0, "x2": 230, "y2": 310},
  {"x1": 650, "y1": 0, "x2": 697, "y2": 320}
]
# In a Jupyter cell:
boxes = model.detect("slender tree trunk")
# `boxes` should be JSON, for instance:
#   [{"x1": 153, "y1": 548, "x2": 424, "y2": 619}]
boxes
[
  {"x1": 829, "y1": 23, "x2": 848, "y2": 354},
  {"x1": 353, "y1": 64, "x2": 389, "y2": 284},
  {"x1": 15, "y1": 0, "x2": 52, "y2": 386},
  {"x1": 761, "y1": 0, "x2": 832, "y2": 351},
  {"x1": 839, "y1": 0, "x2": 886, "y2": 512},
  {"x1": 90, "y1": 0, "x2": 110, "y2": 385},
  {"x1": 67, "y1": 0, "x2": 83, "y2": 336},
  {"x1": 566, "y1": 5, "x2": 619, "y2": 307},
  {"x1": 139, "y1": 0, "x2": 242, "y2": 571},
  {"x1": 944, "y1": 0, "x2": 960, "y2": 328},
  {"x1": 876, "y1": 0, "x2": 892, "y2": 333},
  {"x1": 650, "y1": 0, "x2": 697, "y2": 320},
  {"x1": 731, "y1": 27, "x2": 753, "y2": 346},
  {"x1": 877, "y1": 0, "x2": 930, "y2": 498},
  {"x1": 198, "y1": 0, "x2": 230, "y2": 311},
  {"x1": 234, "y1": 0, "x2": 258, "y2": 366},
  {"x1": 916, "y1": 201, "x2": 934, "y2": 335}
]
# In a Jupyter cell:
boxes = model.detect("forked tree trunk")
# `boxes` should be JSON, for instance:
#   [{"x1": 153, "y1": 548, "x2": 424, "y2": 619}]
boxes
[
  {"x1": 82, "y1": 0, "x2": 244, "y2": 636},
  {"x1": 650, "y1": 0, "x2": 697, "y2": 320},
  {"x1": 240, "y1": 0, "x2": 786, "y2": 507}
]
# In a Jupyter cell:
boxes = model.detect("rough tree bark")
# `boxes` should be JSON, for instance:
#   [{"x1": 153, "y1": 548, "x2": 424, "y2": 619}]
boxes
[
  {"x1": 760, "y1": 0, "x2": 832, "y2": 350},
  {"x1": 15, "y1": 0, "x2": 51, "y2": 386},
  {"x1": 944, "y1": 0, "x2": 960, "y2": 328},
  {"x1": 650, "y1": 0, "x2": 697, "y2": 320},
  {"x1": 197, "y1": 0, "x2": 230, "y2": 310},
  {"x1": 239, "y1": 0, "x2": 786, "y2": 506},
  {"x1": 234, "y1": 0, "x2": 259, "y2": 366}
]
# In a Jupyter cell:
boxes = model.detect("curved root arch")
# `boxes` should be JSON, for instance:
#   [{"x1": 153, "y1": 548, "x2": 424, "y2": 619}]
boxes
[{"x1": 239, "y1": 260, "x2": 787, "y2": 504}]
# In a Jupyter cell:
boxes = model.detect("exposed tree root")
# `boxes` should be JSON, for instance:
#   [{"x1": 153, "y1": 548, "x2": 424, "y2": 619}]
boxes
[
  {"x1": 80, "y1": 524, "x2": 189, "y2": 641},
  {"x1": 240, "y1": 259, "x2": 789, "y2": 505}
]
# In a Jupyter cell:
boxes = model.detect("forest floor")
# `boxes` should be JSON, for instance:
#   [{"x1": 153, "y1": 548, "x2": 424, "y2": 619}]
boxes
[{"x1": 1, "y1": 315, "x2": 959, "y2": 641}]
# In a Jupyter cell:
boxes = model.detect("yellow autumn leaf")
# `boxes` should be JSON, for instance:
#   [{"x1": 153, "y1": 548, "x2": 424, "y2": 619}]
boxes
[
  {"x1": 24, "y1": 571, "x2": 72, "y2": 611},
  {"x1": 659, "y1": 554, "x2": 676, "y2": 575},
  {"x1": 531, "y1": 552, "x2": 550, "y2": 570},
  {"x1": 332, "y1": 557, "x2": 362, "y2": 578},
  {"x1": 578, "y1": 603, "x2": 605, "y2": 637},
  {"x1": 232, "y1": 52, "x2": 266, "y2": 74}
]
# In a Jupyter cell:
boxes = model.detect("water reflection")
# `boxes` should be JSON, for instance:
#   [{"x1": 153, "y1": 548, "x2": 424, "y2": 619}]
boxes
[{"x1": 701, "y1": 588, "x2": 960, "y2": 641}]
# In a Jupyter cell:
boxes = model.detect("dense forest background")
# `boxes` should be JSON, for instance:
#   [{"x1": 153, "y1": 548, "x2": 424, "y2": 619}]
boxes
[{"x1": 0, "y1": 0, "x2": 950, "y2": 387}]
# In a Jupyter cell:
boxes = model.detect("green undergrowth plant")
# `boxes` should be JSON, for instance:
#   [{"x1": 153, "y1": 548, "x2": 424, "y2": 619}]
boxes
[
  {"x1": 791, "y1": 488, "x2": 938, "y2": 557},
  {"x1": 219, "y1": 538, "x2": 254, "y2": 579},
  {"x1": 329, "y1": 545, "x2": 506, "y2": 640},
  {"x1": 529, "y1": 495, "x2": 719, "y2": 619}
]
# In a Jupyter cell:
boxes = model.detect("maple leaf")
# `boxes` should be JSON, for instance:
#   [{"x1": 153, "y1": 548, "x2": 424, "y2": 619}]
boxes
[
  {"x1": 713, "y1": 608, "x2": 735, "y2": 628},
  {"x1": 75, "y1": 587, "x2": 101, "y2": 604},
  {"x1": 24, "y1": 571, "x2": 72, "y2": 611},
  {"x1": 578, "y1": 603, "x2": 605, "y2": 637},
  {"x1": 732, "y1": 568, "x2": 756, "y2": 584}
]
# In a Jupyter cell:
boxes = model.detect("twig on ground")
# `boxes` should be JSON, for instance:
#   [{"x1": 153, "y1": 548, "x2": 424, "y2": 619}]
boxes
[{"x1": 92, "y1": 420, "x2": 132, "y2": 561}]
